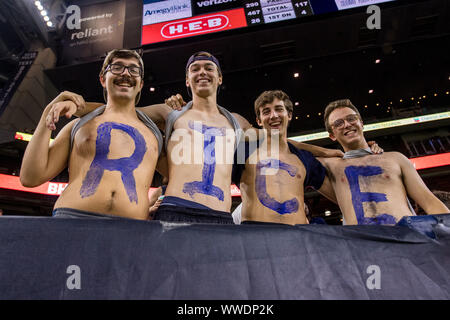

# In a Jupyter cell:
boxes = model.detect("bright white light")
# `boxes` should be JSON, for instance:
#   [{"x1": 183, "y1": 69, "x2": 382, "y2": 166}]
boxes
[
  {"x1": 375, "y1": 59, "x2": 381, "y2": 64},
  {"x1": 325, "y1": 210, "x2": 331, "y2": 216},
  {"x1": 294, "y1": 73, "x2": 300, "y2": 78},
  {"x1": 44, "y1": 16, "x2": 49, "y2": 22},
  {"x1": 46, "y1": 21, "x2": 53, "y2": 27},
  {"x1": 369, "y1": 89, "x2": 374, "y2": 94},
  {"x1": 40, "y1": 10, "x2": 47, "y2": 16},
  {"x1": 37, "y1": 4, "x2": 43, "y2": 10},
  {"x1": 34, "y1": 1, "x2": 41, "y2": 6},
  {"x1": 149, "y1": 87, "x2": 155, "y2": 92}
]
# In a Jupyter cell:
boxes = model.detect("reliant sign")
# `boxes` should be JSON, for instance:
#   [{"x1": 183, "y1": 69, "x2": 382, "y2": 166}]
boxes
[{"x1": 61, "y1": 1, "x2": 126, "y2": 65}]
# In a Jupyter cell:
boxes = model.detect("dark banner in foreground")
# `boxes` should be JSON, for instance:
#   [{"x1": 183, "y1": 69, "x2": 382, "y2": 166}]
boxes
[{"x1": 0, "y1": 214, "x2": 449, "y2": 300}]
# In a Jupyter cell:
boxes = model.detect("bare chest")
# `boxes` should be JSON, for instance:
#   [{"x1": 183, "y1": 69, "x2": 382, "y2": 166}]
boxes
[
  {"x1": 168, "y1": 113, "x2": 236, "y2": 164},
  {"x1": 243, "y1": 152, "x2": 306, "y2": 193},
  {"x1": 327, "y1": 156, "x2": 402, "y2": 189},
  {"x1": 73, "y1": 119, "x2": 157, "y2": 159}
]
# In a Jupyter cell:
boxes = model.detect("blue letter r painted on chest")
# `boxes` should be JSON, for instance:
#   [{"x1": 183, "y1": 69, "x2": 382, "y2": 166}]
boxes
[{"x1": 80, "y1": 122, "x2": 146, "y2": 204}]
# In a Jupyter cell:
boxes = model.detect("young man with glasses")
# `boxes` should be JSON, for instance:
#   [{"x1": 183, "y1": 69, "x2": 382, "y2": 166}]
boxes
[
  {"x1": 20, "y1": 49, "x2": 163, "y2": 220},
  {"x1": 318, "y1": 99, "x2": 449, "y2": 225}
]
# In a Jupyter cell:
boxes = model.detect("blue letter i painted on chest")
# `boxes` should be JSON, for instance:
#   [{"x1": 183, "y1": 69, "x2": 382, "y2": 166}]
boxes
[{"x1": 182, "y1": 121, "x2": 226, "y2": 201}]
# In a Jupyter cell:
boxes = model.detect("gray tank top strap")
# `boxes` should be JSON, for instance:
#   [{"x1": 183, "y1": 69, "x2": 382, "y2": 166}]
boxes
[
  {"x1": 70, "y1": 105, "x2": 163, "y2": 155},
  {"x1": 136, "y1": 108, "x2": 163, "y2": 155},
  {"x1": 164, "y1": 101, "x2": 192, "y2": 149},
  {"x1": 164, "y1": 101, "x2": 242, "y2": 150},
  {"x1": 217, "y1": 104, "x2": 242, "y2": 149},
  {"x1": 70, "y1": 105, "x2": 106, "y2": 151}
]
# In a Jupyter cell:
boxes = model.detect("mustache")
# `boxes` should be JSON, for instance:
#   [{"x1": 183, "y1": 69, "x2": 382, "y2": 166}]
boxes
[{"x1": 113, "y1": 75, "x2": 137, "y2": 87}]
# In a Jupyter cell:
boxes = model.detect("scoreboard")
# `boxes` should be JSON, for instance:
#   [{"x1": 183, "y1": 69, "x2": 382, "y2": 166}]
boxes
[
  {"x1": 243, "y1": 0, "x2": 314, "y2": 26},
  {"x1": 141, "y1": 0, "x2": 395, "y2": 45}
]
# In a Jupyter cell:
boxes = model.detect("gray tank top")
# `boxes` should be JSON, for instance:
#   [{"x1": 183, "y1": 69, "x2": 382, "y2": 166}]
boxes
[
  {"x1": 164, "y1": 101, "x2": 242, "y2": 151},
  {"x1": 70, "y1": 105, "x2": 163, "y2": 155}
]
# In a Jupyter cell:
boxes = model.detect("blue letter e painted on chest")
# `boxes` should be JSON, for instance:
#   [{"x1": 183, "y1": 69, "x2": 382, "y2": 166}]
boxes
[
  {"x1": 344, "y1": 166, "x2": 396, "y2": 225},
  {"x1": 182, "y1": 121, "x2": 227, "y2": 201},
  {"x1": 255, "y1": 159, "x2": 299, "y2": 215},
  {"x1": 80, "y1": 122, "x2": 147, "y2": 203}
]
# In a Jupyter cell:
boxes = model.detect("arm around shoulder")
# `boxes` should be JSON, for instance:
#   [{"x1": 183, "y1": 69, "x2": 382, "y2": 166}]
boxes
[
  {"x1": 231, "y1": 113, "x2": 253, "y2": 131},
  {"x1": 139, "y1": 103, "x2": 172, "y2": 131},
  {"x1": 317, "y1": 175, "x2": 338, "y2": 204},
  {"x1": 288, "y1": 140, "x2": 344, "y2": 158},
  {"x1": 74, "y1": 102, "x2": 103, "y2": 117}
]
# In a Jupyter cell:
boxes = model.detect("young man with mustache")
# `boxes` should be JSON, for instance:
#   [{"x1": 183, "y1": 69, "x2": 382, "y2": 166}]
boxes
[
  {"x1": 318, "y1": 99, "x2": 449, "y2": 225},
  {"x1": 20, "y1": 49, "x2": 163, "y2": 220},
  {"x1": 44, "y1": 52, "x2": 341, "y2": 223}
]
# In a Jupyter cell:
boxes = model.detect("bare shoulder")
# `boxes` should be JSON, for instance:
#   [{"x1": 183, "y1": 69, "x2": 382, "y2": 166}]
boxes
[
  {"x1": 231, "y1": 112, "x2": 253, "y2": 130},
  {"x1": 55, "y1": 118, "x2": 79, "y2": 137},
  {"x1": 137, "y1": 103, "x2": 171, "y2": 129},
  {"x1": 317, "y1": 156, "x2": 340, "y2": 165},
  {"x1": 381, "y1": 151, "x2": 409, "y2": 162},
  {"x1": 375, "y1": 152, "x2": 414, "y2": 173},
  {"x1": 316, "y1": 156, "x2": 340, "y2": 174}
]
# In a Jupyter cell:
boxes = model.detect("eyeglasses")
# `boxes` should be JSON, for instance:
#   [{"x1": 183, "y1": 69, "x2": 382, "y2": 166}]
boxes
[
  {"x1": 331, "y1": 114, "x2": 359, "y2": 129},
  {"x1": 106, "y1": 63, "x2": 142, "y2": 77}
]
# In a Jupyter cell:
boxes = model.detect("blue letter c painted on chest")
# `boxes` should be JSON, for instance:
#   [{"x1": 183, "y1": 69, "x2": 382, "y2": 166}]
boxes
[{"x1": 255, "y1": 159, "x2": 299, "y2": 215}]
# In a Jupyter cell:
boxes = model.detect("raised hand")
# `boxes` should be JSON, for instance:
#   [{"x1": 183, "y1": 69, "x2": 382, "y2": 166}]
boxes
[
  {"x1": 164, "y1": 94, "x2": 186, "y2": 111},
  {"x1": 45, "y1": 91, "x2": 86, "y2": 130},
  {"x1": 368, "y1": 141, "x2": 384, "y2": 154}
]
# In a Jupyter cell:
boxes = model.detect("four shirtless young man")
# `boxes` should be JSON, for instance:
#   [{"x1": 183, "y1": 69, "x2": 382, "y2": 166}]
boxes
[{"x1": 20, "y1": 49, "x2": 449, "y2": 225}]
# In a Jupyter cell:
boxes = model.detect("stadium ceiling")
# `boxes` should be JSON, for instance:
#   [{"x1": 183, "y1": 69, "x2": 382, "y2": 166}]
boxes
[{"x1": 1, "y1": 0, "x2": 449, "y2": 135}]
